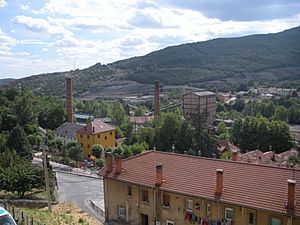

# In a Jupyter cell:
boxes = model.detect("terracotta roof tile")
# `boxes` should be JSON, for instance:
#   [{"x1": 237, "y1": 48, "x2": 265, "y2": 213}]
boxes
[
  {"x1": 77, "y1": 119, "x2": 115, "y2": 134},
  {"x1": 100, "y1": 150, "x2": 300, "y2": 217}
]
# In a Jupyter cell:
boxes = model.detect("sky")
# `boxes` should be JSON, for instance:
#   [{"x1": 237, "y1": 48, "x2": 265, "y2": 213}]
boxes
[{"x1": 0, "y1": 0, "x2": 300, "y2": 79}]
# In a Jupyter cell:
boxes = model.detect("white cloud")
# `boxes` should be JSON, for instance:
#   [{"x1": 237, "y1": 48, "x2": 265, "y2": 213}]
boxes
[
  {"x1": 0, "y1": 28, "x2": 16, "y2": 46},
  {"x1": 42, "y1": 48, "x2": 48, "y2": 52},
  {"x1": 20, "y1": 3, "x2": 30, "y2": 10},
  {"x1": 0, "y1": 0, "x2": 7, "y2": 8},
  {"x1": 12, "y1": 15, "x2": 72, "y2": 36}
]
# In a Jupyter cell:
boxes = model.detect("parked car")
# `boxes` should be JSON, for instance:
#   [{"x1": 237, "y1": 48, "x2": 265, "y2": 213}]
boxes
[{"x1": 0, "y1": 207, "x2": 17, "y2": 225}]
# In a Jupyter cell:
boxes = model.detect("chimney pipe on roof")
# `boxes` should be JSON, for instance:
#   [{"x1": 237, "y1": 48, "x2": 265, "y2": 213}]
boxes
[
  {"x1": 115, "y1": 154, "x2": 122, "y2": 174},
  {"x1": 184, "y1": 151, "x2": 187, "y2": 155},
  {"x1": 155, "y1": 162, "x2": 163, "y2": 186},
  {"x1": 215, "y1": 169, "x2": 224, "y2": 195},
  {"x1": 66, "y1": 77, "x2": 73, "y2": 123},
  {"x1": 154, "y1": 80, "x2": 160, "y2": 117},
  {"x1": 106, "y1": 152, "x2": 113, "y2": 173},
  {"x1": 232, "y1": 150, "x2": 238, "y2": 161},
  {"x1": 287, "y1": 179, "x2": 296, "y2": 210}
]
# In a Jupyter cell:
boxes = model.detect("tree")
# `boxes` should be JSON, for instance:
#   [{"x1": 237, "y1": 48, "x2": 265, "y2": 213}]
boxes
[
  {"x1": 95, "y1": 158, "x2": 105, "y2": 168},
  {"x1": 92, "y1": 144, "x2": 103, "y2": 158},
  {"x1": 274, "y1": 106, "x2": 289, "y2": 122},
  {"x1": 111, "y1": 102, "x2": 126, "y2": 126},
  {"x1": 13, "y1": 91, "x2": 38, "y2": 127},
  {"x1": 6, "y1": 125, "x2": 32, "y2": 159},
  {"x1": 66, "y1": 141, "x2": 84, "y2": 162},
  {"x1": 0, "y1": 150, "x2": 44, "y2": 197},
  {"x1": 176, "y1": 120, "x2": 194, "y2": 153},
  {"x1": 156, "y1": 113, "x2": 180, "y2": 151}
]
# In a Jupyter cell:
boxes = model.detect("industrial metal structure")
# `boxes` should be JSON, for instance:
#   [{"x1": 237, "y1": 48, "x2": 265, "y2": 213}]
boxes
[{"x1": 182, "y1": 91, "x2": 216, "y2": 125}]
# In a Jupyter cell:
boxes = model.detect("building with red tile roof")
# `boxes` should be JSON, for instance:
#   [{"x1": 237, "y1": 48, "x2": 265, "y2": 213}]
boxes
[
  {"x1": 76, "y1": 119, "x2": 115, "y2": 157},
  {"x1": 100, "y1": 150, "x2": 300, "y2": 225}
]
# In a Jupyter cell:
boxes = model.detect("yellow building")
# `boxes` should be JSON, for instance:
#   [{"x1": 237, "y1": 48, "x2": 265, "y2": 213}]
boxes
[
  {"x1": 100, "y1": 151, "x2": 300, "y2": 225},
  {"x1": 76, "y1": 120, "x2": 115, "y2": 157}
]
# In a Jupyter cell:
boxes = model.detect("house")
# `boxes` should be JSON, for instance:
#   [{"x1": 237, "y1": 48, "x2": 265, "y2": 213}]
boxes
[
  {"x1": 76, "y1": 120, "x2": 115, "y2": 157},
  {"x1": 130, "y1": 115, "x2": 154, "y2": 132},
  {"x1": 100, "y1": 150, "x2": 300, "y2": 225},
  {"x1": 54, "y1": 122, "x2": 84, "y2": 143}
]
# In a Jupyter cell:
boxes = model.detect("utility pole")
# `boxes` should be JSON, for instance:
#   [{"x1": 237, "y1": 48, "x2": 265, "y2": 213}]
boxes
[{"x1": 43, "y1": 147, "x2": 52, "y2": 213}]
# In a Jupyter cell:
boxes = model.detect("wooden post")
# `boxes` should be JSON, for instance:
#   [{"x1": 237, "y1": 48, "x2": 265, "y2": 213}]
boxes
[
  {"x1": 31, "y1": 217, "x2": 33, "y2": 225},
  {"x1": 21, "y1": 211, "x2": 24, "y2": 221},
  {"x1": 43, "y1": 147, "x2": 52, "y2": 213},
  {"x1": 12, "y1": 206, "x2": 15, "y2": 218}
]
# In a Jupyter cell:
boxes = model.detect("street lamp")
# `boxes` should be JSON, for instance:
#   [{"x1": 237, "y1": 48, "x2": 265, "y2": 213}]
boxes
[{"x1": 172, "y1": 144, "x2": 175, "y2": 153}]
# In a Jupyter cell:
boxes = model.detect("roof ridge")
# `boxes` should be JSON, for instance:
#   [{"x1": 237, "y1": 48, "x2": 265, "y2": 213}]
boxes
[{"x1": 150, "y1": 150, "x2": 300, "y2": 171}]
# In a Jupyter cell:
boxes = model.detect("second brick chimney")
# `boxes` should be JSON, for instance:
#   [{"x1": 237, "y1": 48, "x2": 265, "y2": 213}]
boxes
[
  {"x1": 106, "y1": 152, "x2": 113, "y2": 173},
  {"x1": 287, "y1": 179, "x2": 296, "y2": 210},
  {"x1": 115, "y1": 154, "x2": 122, "y2": 174},
  {"x1": 232, "y1": 150, "x2": 238, "y2": 161},
  {"x1": 155, "y1": 162, "x2": 163, "y2": 186},
  {"x1": 215, "y1": 169, "x2": 224, "y2": 195}
]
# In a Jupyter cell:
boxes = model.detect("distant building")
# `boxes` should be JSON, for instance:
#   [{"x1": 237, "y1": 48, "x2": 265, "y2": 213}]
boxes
[
  {"x1": 100, "y1": 150, "x2": 300, "y2": 225},
  {"x1": 130, "y1": 115, "x2": 154, "y2": 132},
  {"x1": 76, "y1": 120, "x2": 115, "y2": 157},
  {"x1": 183, "y1": 91, "x2": 216, "y2": 124},
  {"x1": 55, "y1": 122, "x2": 84, "y2": 143},
  {"x1": 74, "y1": 113, "x2": 94, "y2": 124}
]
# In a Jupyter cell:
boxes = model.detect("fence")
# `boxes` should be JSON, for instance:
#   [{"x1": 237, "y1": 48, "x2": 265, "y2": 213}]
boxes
[
  {"x1": 89, "y1": 198, "x2": 105, "y2": 222},
  {"x1": 2, "y1": 202, "x2": 46, "y2": 225}
]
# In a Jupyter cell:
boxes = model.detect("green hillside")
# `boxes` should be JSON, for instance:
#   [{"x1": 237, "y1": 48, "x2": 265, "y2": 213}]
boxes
[{"x1": 9, "y1": 26, "x2": 300, "y2": 96}]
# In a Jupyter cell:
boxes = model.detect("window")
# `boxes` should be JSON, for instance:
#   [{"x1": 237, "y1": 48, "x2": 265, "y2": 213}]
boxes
[
  {"x1": 110, "y1": 131, "x2": 112, "y2": 135},
  {"x1": 206, "y1": 203, "x2": 211, "y2": 216},
  {"x1": 65, "y1": 130, "x2": 67, "y2": 134},
  {"x1": 163, "y1": 194, "x2": 170, "y2": 207},
  {"x1": 128, "y1": 186, "x2": 132, "y2": 197},
  {"x1": 105, "y1": 136, "x2": 107, "y2": 140},
  {"x1": 118, "y1": 206, "x2": 126, "y2": 219},
  {"x1": 80, "y1": 134, "x2": 83, "y2": 138},
  {"x1": 248, "y1": 212, "x2": 254, "y2": 225},
  {"x1": 141, "y1": 190, "x2": 148, "y2": 203},
  {"x1": 271, "y1": 217, "x2": 281, "y2": 225},
  {"x1": 186, "y1": 199, "x2": 193, "y2": 211},
  {"x1": 87, "y1": 144, "x2": 90, "y2": 148},
  {"x1": 87, "y1": 135, "x2": 90, "y2": 139},
  {"x1": 166, "y1": 220, "x2": 174, "y2": 225},
  {"x1": 225, "y1": 208, "x2": 234, "y2": 221},
  {"x1": 98, "y1": 134, "x2": 100, "y2": 138}
]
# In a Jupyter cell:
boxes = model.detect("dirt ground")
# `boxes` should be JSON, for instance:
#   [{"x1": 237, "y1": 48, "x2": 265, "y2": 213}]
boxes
[{"x1": 52, "y1": 202, "x2": 103, "y2": 225}]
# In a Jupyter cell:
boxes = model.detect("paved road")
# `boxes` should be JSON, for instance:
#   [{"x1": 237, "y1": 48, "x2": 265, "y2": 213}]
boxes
[{"x1": 56, "y1": 172, "x2": 104, "y2": 213}]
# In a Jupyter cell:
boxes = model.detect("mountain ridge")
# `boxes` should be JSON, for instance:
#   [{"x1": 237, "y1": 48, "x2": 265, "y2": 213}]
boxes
[{"x1": 3, "y1": 26, "x2": 300, "y2": 97}]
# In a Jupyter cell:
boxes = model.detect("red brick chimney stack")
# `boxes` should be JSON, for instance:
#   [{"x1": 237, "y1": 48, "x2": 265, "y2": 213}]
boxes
[
  {"x1": 66, "y1": 77, "x2": 73, "y2": 123},
  {"x1": 216, "y1": 169, "x2": 224, "y2": 195},
  {"x1": 106, "y1": 152, "x2": 113, "y2": 173},
  {"x1": 155, "y1": 162, "x2": 163, "y2": 186},
  {"x1": 115, "y1": 154, "x2": 122, "y2": 174},
  {"x1": 154, "y1": 80, "x2": 160, "y2": 117},
  {"x1": 232, "y1": 150, "x2": 238, "y2": 161},
  {"x1": 287, "y1": 179, "x2": 296, "y2": 210}
]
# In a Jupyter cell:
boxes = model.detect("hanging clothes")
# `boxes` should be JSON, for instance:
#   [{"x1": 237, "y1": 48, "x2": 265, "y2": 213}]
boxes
[{"x1": 185, "y1": 211, "x2": 191, "y2": 221}]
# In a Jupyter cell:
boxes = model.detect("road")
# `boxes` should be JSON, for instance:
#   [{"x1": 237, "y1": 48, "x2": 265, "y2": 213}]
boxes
[{"x1": 56, "y1": 171, "x2": 104, "y2": 215}]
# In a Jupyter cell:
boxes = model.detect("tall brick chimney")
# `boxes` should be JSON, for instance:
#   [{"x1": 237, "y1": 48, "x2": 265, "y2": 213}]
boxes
[
  {"x1": 66, "y1": 77, "x2": 73, "y2": 123},
  {"x1": 155, "y1": 162, "x2": 163, "y2": 186},
  {"x1": 115, "y1": 154, "x2": 122, "y2": 174},
  {"x1": 106, "y1": 152, "x2": 113, "y2": 173},
  {"x1": 215, "y1": 169, "x2": 224, "y2": 195},
  {"x1": 232, "y1": 150, "x2": 238, "y2": 161},
  {"x1": 287, "y1": 179, "x2": 296, "y2": 210},
  {"x1": 154, "y1": 80, "x2": 160, "y2": 117}
]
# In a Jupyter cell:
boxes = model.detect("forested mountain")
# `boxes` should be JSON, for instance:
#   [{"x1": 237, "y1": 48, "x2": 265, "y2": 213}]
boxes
[{"x1": 3, "y1": 26, "x2": 300, "y2": 97}]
